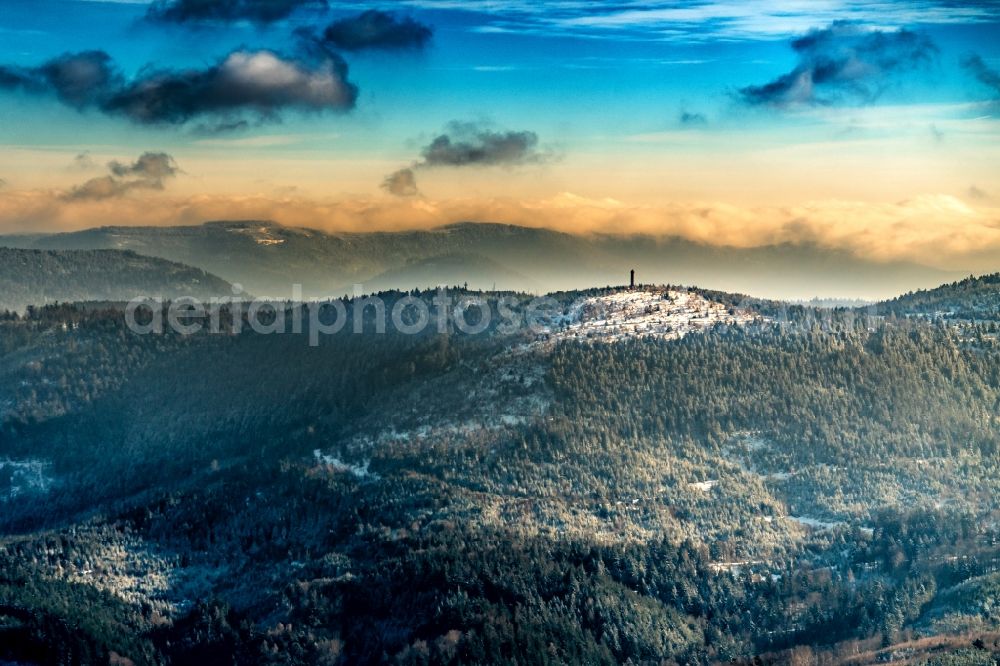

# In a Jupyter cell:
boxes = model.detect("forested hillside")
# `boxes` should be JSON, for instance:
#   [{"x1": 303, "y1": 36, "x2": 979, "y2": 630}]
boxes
[
  {"x1": 0, "y1": 248, "x2": 233, "y2": 312},
  {"x1": 0, "y1": 288, "x2": 997, "y2": 664},
  {"x1": 882, "y1": 273, "x2": 1000, "y2": 321}
]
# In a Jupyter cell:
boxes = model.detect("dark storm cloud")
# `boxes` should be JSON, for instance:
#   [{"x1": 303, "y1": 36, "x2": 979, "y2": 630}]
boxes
[
  {"x1": 962, "y1": 53, "x2": 1000, "y2": 96},
  {"x1": 146, "y1": 0, "x2": 327, "y2": 25},
  {"x1": 679, "y1": 111, "x2": 707, "y2": 125},
  {"x1": 66, "y1": 152, "x2": 179, "y2": 201},
  {"x1": 109, "y1": 152, "x2": 179, "y2": 181},
  {"x1": 0, "y1": 51, "x2": 122, "y2": 110},
  {"x1": 320, "y1": 10, "x2": 432, "y2": 51},
  {"x1": 382, "y1": 122, "x2": 551, "y2": 196},
  {"x1": 103, "y1": 50, "x2": 358, "y2": 126},
  {"x1": 738, "y1": 21, "x2": 938, "y2": 107},
  {"x1": 420, "y1": 122, "x2": 547, "y2": 167},
  {"x1": 0, "y1": 50, "x2": 358, "y2": 128},
  {"x1": 382, "y1": 168, "x2": 419, "y2": 197}
]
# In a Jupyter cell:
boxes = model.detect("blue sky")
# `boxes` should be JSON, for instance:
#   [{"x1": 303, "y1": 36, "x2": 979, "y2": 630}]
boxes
[
  {"x1": 2, "y1": 1, "x2": 997, "y2": 145},
  {"x1": 0, "y1": 0, "x2": 998, "y2": 272}
]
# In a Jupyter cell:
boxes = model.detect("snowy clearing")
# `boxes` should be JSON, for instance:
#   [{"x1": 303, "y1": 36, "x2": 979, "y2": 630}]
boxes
[{"x1": 537, "y1": 289, "x2": 762, "y2": 344}]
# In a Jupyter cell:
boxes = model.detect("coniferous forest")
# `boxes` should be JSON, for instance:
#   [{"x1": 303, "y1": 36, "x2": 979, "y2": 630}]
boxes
[
  {"x1": 0, "y1": 283, "x2": 998, "y2": 665},
  {"x1": 2, "y1": 0, "x2": 999, "y2": 662}
]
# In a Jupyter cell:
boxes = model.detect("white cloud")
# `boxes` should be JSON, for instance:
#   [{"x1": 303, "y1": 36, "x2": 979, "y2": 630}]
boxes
[{"x1": 404, "y1": 0, "x2": 1000, "y2": 41}]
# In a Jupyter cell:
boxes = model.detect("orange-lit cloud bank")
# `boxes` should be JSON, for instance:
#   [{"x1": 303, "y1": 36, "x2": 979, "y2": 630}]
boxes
[{"x1": 1, "y1": 187, "x2": 997, "y2": 271}]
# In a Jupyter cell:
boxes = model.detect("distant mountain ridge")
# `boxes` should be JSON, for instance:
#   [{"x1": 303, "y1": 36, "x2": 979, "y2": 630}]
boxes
[
  {"x1": 0, "y1": 220, "x2": 962, "y2": 300},
  {"x1": 364, "y1": 253, "x2": 541, "y2": 294},
  {"x1": 0, "y1": 248, "x2": 234, "y2": 312}
]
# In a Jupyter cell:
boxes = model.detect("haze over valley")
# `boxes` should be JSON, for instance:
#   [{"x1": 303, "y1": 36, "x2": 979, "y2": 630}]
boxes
[{"x1": 0, "y1": 221, "x2": 963, "y2": 302}]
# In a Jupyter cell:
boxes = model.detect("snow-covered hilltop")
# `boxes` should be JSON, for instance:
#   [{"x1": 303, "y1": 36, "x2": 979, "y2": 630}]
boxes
[{"x1": 539, "y1": 288, "x2": 763, "y2": 344}]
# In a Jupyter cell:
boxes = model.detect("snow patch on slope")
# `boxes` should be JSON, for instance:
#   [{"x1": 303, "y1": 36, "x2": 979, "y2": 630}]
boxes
[
  {"x1": 539, "y1": 289, "x2": 762, "y2": 344},
  {"x1": 225, "y1": 223, "x2": 287, "y2": 246},
  {"x1": 313, "y1": 449, "x2": 378, "y2": 480},
  {"x1": 0, "y1": 459, "x2": 53, "y2": 500}
]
